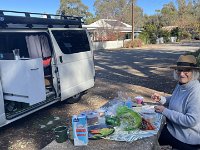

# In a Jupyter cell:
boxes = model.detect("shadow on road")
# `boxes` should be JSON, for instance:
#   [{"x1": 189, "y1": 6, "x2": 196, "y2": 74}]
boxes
[{"x1": 94, "y1": 48, "x2": 188, "y2": 94}]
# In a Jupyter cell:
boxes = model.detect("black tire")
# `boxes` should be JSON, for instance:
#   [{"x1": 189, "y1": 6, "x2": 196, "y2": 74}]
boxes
[{"x1": 66, "y1": 92, "x2": 83, "y2": 104}]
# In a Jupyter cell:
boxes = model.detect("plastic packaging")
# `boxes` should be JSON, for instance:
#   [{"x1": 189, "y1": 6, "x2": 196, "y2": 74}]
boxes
[
  {"x1": 96, "y1": 108, "x2": 106, "y2": 124},
  {"x1": 80, "y1": 111, "x2": 98, "y2": 126},
  {"x1": 105, "y1": 101, "x2": 124, "y2": 116},
  {"x1": 117, "y1": 91, "x2": 128, "y2": 101},
  {"x1": 125, "y1": 97, "x2": 133, "y2": 108},
  {"x1": 142, "y1": 113, "x2": 156, "y2": 124}
]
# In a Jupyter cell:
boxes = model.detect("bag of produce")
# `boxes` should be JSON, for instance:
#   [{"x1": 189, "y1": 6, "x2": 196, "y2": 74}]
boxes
[
  {"x1": 105, "y1": 116, "x2": 120, "y2": 127},
  {"x1": 116, "y1": 106, "x2": 142, "y2": 131}
]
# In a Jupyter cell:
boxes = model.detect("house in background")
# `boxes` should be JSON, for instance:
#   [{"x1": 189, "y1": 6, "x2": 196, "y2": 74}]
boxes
[
  {"x1": 161, "y1": 25, "x2": 178, "y2": 31},
  {"x1": 83, "y1": 19, "x2": 142, "y2": 41}
]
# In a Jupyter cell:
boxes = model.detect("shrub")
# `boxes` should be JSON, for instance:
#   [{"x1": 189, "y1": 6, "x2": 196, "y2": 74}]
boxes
[
  {"x1": 138, "y1": 31, "x2": 150, "y2": 44},
  {"x1": 149, "y1": 33, "x2": 157, "y2": 44},
  {"x1": 159, "y1": 30, "x2": 171, "y2": 43},
  {"x1": 187, "y1": 48, "x2": 200, "y2": 66},
  {"x1": 192, "y1": 33, "x2": 200, "y2": 40},
  {"x1": 171, "y1": 27, "x2": 180, "y2": 37},
  {"x1": 180, "y1": 30, "x2": 192, "y2": 40},
  {"x1": 124, "y1": 39, "x2": 143, "y2": 48},
  {"x1": 143, "y1": 24, "x2": 158, "y2": 44}
]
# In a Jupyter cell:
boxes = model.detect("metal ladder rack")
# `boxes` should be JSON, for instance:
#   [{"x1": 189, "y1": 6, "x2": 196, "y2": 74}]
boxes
[{"x1": 0, "y1": 10, "x2": 83, "y2": 28}]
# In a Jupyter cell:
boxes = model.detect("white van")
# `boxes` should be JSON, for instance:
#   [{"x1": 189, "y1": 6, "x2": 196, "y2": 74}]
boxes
[{"x1": 0, "y1": 10, "x2": 95, "y2": 127}]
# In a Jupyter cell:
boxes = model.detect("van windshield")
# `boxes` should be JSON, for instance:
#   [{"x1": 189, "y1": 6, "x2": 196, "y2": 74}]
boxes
[{"x1": 51, "y1": 30, "x2": 90, "y2": 54}]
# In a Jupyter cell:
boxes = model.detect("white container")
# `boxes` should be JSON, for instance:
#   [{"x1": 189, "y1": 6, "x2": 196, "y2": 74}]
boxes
[{"x1": 72, "y1": 115, "x2": 88, "y2": 146}]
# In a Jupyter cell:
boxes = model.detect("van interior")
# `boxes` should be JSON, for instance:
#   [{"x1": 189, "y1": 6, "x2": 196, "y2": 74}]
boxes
[{"x1": 0, "y1": 32, "x2": 56, "y2": 117}]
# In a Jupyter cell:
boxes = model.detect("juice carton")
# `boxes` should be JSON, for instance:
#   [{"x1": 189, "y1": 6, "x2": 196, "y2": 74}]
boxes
[{"x1": 72, "y1": 114, "x2": 88, "y2": 146}]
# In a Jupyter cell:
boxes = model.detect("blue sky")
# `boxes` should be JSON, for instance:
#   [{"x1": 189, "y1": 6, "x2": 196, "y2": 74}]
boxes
[{"x1": 0, "y1": 0, "x2": 176, "y2": 15}]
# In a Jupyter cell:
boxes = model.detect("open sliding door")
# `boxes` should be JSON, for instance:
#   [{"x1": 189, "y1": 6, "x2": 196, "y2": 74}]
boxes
[{"x1": 48, "y1": 28, "x2": 95, "y2": 101}]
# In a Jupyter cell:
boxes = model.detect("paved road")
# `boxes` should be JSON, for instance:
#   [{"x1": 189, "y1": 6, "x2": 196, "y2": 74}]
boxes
[
  {"x1": 0, "y1": 41, "x2": 199, "y2": 150},
  {"x1": 93, "y1": 42, "x2": 200, "y2": 96}
]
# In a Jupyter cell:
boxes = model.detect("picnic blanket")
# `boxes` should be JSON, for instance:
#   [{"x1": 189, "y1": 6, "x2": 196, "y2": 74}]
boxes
[{"x1": 104, "y1": 108, "x2": 163, "y2": 143}]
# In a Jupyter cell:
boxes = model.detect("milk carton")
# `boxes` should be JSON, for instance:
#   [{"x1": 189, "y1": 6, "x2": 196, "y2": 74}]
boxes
[{"x1": 72, "y1": 114, "x2": 88, "y2": 146}]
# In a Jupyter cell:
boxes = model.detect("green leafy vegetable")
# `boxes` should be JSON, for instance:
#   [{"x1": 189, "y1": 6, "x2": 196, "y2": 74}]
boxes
[
  {"x1": 105, "y1": 116, "x2": 120, "y2": 126},
  {"x1": 116, "y1": 106, "x2": 142, "y2": 131},
  {"x1": 90, "y1": 128, "x2": 114, "y2": 139},
  {"x1": 99, "y1": 128, "x2": 114, "y2": 136}
]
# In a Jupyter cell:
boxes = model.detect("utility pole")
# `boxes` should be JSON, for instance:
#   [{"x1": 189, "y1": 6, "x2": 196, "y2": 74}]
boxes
[{"x1": 132, "y1": 0, "x2": 134, "y2": 41}]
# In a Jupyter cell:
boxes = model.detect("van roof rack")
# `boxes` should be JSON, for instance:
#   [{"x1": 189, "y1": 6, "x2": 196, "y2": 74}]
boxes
[{"x1": 0, "y1": 10, "x2": 83, "y2": 28}]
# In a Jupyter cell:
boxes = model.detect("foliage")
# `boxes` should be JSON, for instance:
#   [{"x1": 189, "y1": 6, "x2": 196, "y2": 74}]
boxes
[
  {"x1": 94, "y1": 31, "x2": 125, "y2": 41},
  {"x1": 144, "y1": 13, "x2": 163, "y2": 29},
  {"x1": 124, "y1": 39, "x2": 143, "y2": 48},
  {"x1": 94, "y1": 0, "x2": 144, "y2": 29},
  {"x1": 94, "y1": 0, "x2": 131, "y2": 19},
  {"x1": 107, "y1": 32, "x2": 125, "y2": 41},
  {"x1": 159, "y1": 30, "x2": 171, "y2": 43},
  {"x1": 57, "y1": 0, "x2": 200, "y2": 42},
  {"x1": 92, "y1": 0, "x2": 145, "y2": 42},
  {"x1": 179, "y1": 30, "x2": 192, "y2": 40},
  {"x1": 143, "y1": 24, "x2": 159, "y2": 44},
  {"x1": 171, "y1": 27, "x2": 180, "y2": 37},
  {"x1": 187, "y1": 48, "x2": 200, "y2": 67},
  {"x1": 148, "y1": 0, "x2": 200, "y2": 40},
  {"x1": 138, "y1": 31, "x2": 150, "y2": 44},
  {"x1": 57, "y1": 0, "x2": 94, "y2": 23},
  {"x1": 192, "y1": 33, "x2": 200, "y2": 40},
  {"x1": 84, "y1": 16, "x2": 98, "y2": 25},
  {"x1": 160, "y1": 2, "x2": 177, "y2": 26},
  {"x1": 141, "y1": 0, "x2": 200, "y2": 43},
  {"x1": 123, "y1": 5, "x2": 144, "y2": 28}
]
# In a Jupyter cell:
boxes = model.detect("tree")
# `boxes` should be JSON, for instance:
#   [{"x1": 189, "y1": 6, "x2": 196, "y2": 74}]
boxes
[
  {"x1": 57, "y1": 0, "x2": 94, "y2": 24},
  {"x1": 123, "y1": 5, "x2": 144, "y2": 28},
  {"x1": 160, "y1": 2, "x2": 177, "y2": 26},
  {"x1": 173, "y1": 0, "x2": 200, "y2": 38},
  {"x1": 94, "y1": 0, "x2": 129, "y2": 19},
  {"x1": 147, "y1": 0, "x2": 200, "y2": 40},
  {"x1": 144, "y1": 12, "x2": 162, "y2": 29},
  {"x1": 94, "y1": 0, "x2": 144, "y2": 28}
]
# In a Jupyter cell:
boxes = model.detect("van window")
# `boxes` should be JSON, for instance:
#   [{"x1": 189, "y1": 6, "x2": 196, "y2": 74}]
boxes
[
  {"x1": 51, "y1": 30, "x2": 90, "y2": 54},
  {"x1": 0, "y1": 32, "x2": 52, "y2": 59},
  {"x1": 0, "y1": 33, "x2": 29, "y2": 58}
]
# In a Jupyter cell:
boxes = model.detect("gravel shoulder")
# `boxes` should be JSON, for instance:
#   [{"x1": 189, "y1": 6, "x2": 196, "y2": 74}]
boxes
[{"x1": 0, "y1": 41, "x2": 199, "y2": 150}]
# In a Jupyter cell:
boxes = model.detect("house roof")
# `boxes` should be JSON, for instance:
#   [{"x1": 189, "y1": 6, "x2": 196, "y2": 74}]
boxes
[
  {"x1": 162, "y1": 26, "x2": 178, "y2": 31},
  {"x1": 104, "y1": 20, "x2": 127, "y2": 27},
  {"x1": 83, "y1": 19, "x2": 132, "y2": 32}
]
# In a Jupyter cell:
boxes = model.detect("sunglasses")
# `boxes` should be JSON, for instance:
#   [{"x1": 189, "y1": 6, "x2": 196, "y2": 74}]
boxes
[{"x1": 175, "y1": 69, "x2": 192, "y2": 73}]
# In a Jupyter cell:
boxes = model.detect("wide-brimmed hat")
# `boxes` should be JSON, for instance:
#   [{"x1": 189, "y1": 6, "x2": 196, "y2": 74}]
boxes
[{"x1": 170, "y1": 55, "x2": 200, "y2": 70}]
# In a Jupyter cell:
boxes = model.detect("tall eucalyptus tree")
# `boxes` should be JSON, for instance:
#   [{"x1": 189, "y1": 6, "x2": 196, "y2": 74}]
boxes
[
  {"x1": 57, "y1": 0, "x2": 94, "y2": 24},
  {"x1": 94, "y1": 0, "x2": 144, "y2": 28}
]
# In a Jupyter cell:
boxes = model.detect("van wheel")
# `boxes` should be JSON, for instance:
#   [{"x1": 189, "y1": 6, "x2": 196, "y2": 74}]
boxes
[{"x1": 66, "y1": 92, "x2": 83, "y2": 104}]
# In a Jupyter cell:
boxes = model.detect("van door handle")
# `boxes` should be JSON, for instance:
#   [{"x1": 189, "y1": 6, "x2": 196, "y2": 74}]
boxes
[
  {"x1": 55, "y1": 67, "x2": 58, "y2": 73},
  {"x1": 30, "y1": 68, "x2": 39, "y2": 70},
  {"x1": 59, "y1": 56, "x2": 63, "y2": 63}
]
